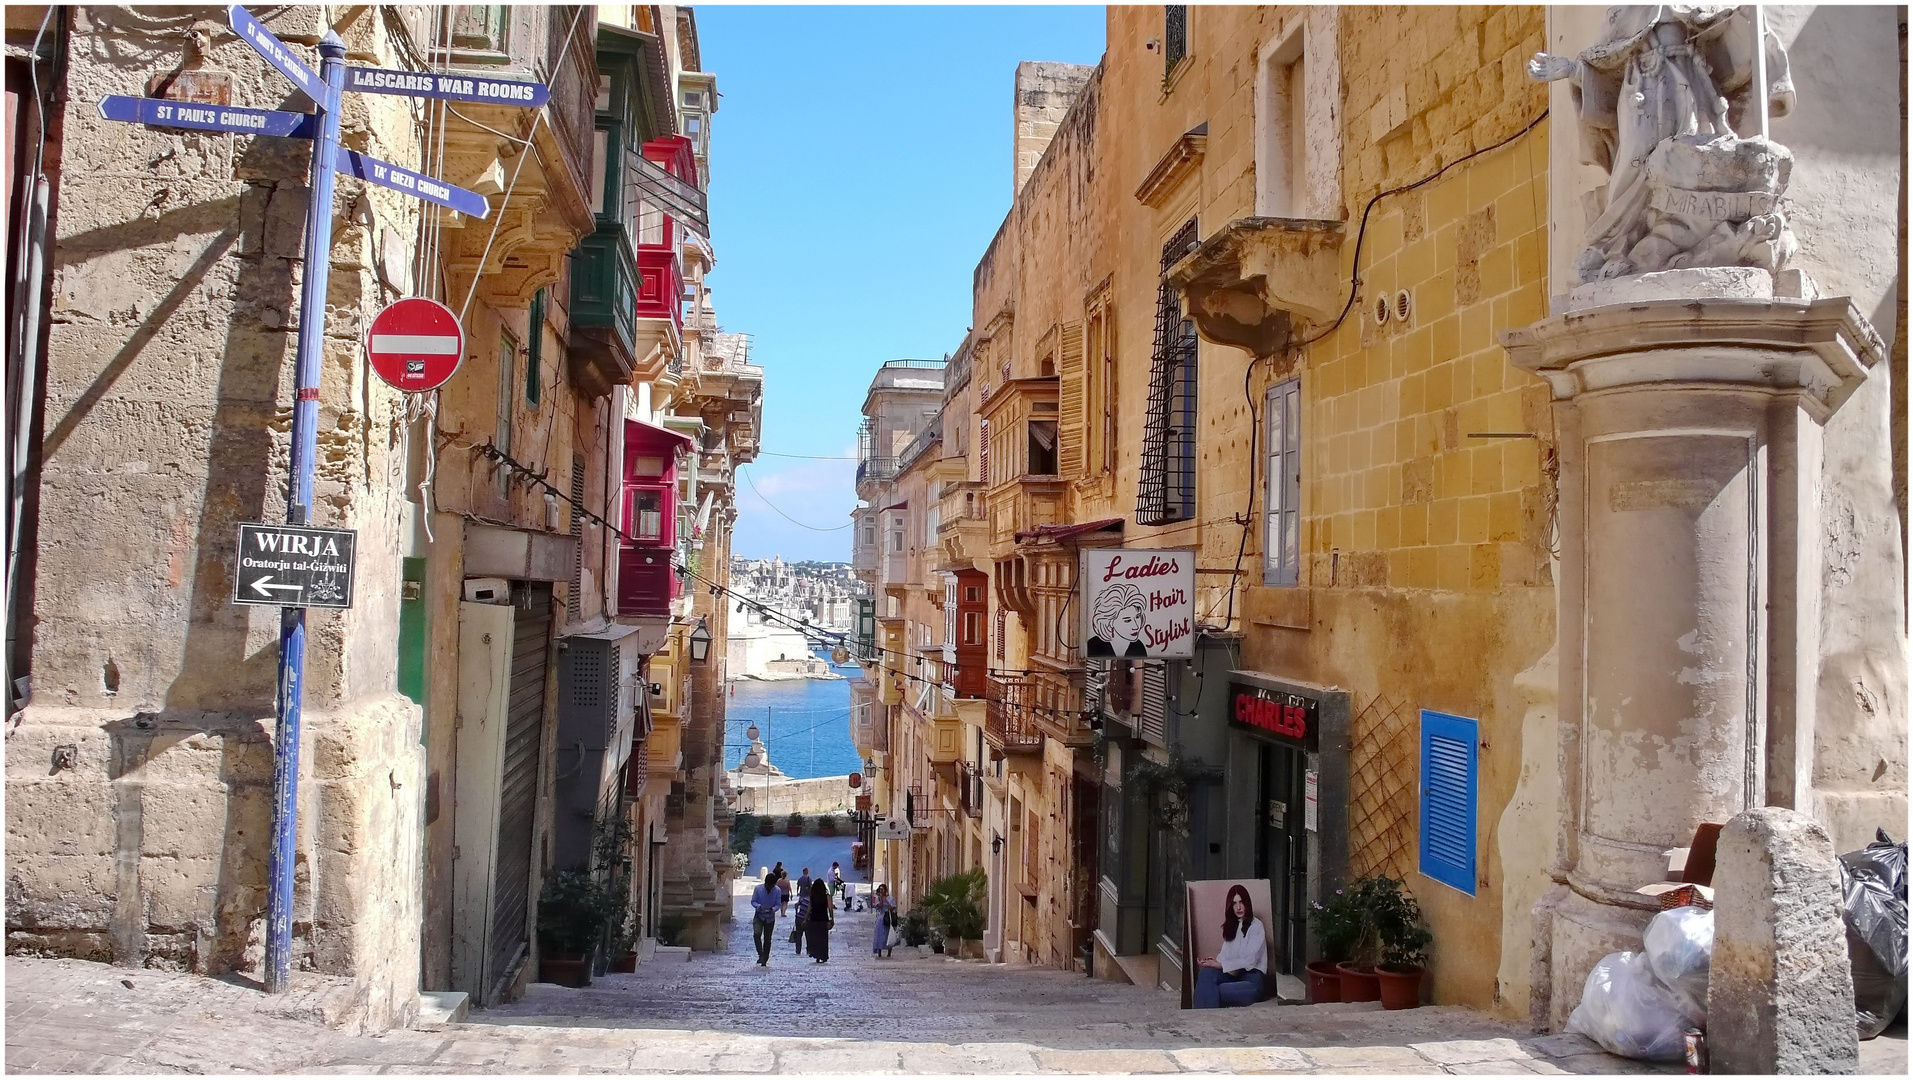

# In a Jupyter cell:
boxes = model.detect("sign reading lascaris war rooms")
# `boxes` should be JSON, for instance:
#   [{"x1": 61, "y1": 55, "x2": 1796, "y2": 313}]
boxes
[
  {"x1": 1079, "y1": 548, "x2": 1195, "y2": 660},
  {"x1": 1228, "y1": 683, "x2": 1319, "y2": 753}
]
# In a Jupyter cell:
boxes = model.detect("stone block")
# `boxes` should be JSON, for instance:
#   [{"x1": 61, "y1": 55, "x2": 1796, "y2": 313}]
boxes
[
  {"x1": 4, "y1": 780, "x2": 117, "y2": 857},
  {"x1": 1708, "y1": 806, "x2": 1858, "y2": 1074},
  {"x1": 4, "y1": 854, "x2": 119, "y2": 928}
]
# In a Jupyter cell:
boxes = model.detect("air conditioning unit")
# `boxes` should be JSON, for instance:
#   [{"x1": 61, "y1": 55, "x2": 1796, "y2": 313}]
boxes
[
  {"x1": 463, "y1": 577, "x2": 511, "y2": 604},
  {"x1": 552, "y1": 624, "x2": 645, "y2": 871}
]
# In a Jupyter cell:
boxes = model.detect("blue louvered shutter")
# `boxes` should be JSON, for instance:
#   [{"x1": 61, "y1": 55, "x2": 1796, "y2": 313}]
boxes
[{"x1": 1419, "y1": 710, "x2": 1478, "y2": 895}]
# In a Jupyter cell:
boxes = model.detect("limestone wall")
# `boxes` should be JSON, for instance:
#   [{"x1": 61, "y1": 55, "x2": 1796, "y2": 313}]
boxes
[
  {"x1": 728, "y1": 774, "x2": 855, "y2": 817},
  {"x1": 7, "y1": 7, "x2": 424, "y2": 1027}
]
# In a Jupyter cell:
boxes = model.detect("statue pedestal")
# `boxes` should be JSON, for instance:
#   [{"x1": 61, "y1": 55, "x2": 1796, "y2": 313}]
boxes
[{"x1": 1499, "y1": 289, "x2": 1885, "y2": 1030}]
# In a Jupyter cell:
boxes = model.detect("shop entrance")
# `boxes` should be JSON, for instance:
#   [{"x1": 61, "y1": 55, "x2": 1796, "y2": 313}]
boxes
[{"x1": 1253, "y1": 740, "x2": 1307, "y2": 976}]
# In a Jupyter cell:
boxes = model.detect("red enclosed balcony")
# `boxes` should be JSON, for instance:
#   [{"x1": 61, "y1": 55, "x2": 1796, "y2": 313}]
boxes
[{"x1": 617, "y1": 419, "x2": 694, "y2": 618}]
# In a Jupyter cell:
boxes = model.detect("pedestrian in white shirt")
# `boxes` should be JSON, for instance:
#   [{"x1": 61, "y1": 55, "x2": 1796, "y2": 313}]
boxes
[{"x1": 1194, "y1": 884, "x2": 1267, "y2": 1008}]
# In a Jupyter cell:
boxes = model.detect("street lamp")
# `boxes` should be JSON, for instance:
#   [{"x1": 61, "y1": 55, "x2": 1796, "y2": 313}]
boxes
[{"x1": 688, "y1": 617, "x2": 711, "y2": 662}]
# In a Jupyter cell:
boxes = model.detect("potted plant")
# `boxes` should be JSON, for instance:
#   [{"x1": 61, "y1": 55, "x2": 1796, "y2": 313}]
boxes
[
  {"x1": 900, "y1": 907, "x2": 931, "y2": 955},
  {"x1": 922, "y1": 867, "x2": 987, "y2": 959},
  {"x1": 1308, "y1": 885, "x2": 1365, "y2": 1003},
  {"x1": 1331, "y1": 876, "x2": 1387, "y2": 1003},
  {"x1": 758, "y1": 815, "x2": 775, "y2": 836},
  {"x1": 732, "y1": 812, "x2": 758, "y2": 850},
  {"x1": 1371, "y1": 878, "x2": 1432, "y2": 1010},
  {"x1": 819, "y1": 814, "x2": 838, "y2": 838},
  {"x1": 536, "y1": 870, "x2": 611, "y2": 987},
  {"x1": 785, "y1": 812, "x2": 805, "y2": 837}
]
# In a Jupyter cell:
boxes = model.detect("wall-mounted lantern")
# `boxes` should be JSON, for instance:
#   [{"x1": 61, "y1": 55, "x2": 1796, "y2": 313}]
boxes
[{"x1": 689, "y1": 617, "x2": 712, "y2": 663}]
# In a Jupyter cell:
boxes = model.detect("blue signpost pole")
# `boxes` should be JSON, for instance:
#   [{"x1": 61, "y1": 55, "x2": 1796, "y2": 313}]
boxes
[{"x1": 266, "y1": 29, "x2": 347, "y2": 996}]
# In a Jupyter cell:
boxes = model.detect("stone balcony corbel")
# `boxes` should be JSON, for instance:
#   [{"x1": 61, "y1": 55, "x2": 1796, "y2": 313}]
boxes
[{"x1": 1164, "y1": 218, "x2": 1345, "y2": 357}]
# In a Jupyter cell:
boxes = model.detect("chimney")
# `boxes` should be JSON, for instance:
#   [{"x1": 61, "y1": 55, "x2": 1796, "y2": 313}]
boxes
[{"x1": 1013, "y1": 61, "x2": 1095, "y2": 197}]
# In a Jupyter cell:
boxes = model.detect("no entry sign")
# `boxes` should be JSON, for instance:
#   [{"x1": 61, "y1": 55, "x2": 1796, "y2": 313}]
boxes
[{"x1": 366, "y1": 297, "x2": 464, "y2": 392}]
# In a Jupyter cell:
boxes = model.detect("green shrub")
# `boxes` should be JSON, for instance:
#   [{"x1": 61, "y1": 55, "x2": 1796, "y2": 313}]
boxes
[
  {"x1": 537, "y1": 870, "x2": 613, "y2": 956},
  {"x1": 785, "y1": 812, "x2": 805, "y2": 832},
  {"x1": 730, "y1": 814, "x2": 758, "y2": 856},
  {"x1": 899, "y1": 907, "x2": 931, "y2": 947},
  {"x1": 656, "y1": 914, "x2": 690, "y2": 947},
  {"x1": 922, "y1": 867, "x2": 987, "y2": 946}
]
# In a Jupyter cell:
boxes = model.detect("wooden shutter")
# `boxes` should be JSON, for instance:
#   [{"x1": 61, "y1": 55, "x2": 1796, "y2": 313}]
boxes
[
  {"x1": 1419, "y1": 710, "x2": 1478, "y2": 895},
  {"x1": 1138, "y1": 663, "x2": 1168, "y2": 747},
  {"x1": 979, "y1": 418, "x2": 990, "y2": 485},
  {"x1": 1058, "y1": 321, "x2": 1086, "y2": 478},
  {"x1": 1265, "y1": 379, "x2": 1301, "y2": 586}
]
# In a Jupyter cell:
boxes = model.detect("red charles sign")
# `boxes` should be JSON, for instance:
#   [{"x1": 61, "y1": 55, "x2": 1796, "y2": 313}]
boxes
[{"x1": 1229, "y1": 683, "x2": 1319, "y2": 752}]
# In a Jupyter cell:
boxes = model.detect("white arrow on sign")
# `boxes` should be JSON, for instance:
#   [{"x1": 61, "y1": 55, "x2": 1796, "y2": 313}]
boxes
[{"x1": 251, "y1": 576, "x2": 303, "y2": 598}]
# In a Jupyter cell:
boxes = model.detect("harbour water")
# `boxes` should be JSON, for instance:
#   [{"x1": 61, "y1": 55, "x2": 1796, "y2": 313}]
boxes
[{"x1": 722, "y1": 648, "x2": 861, "y2": 780}]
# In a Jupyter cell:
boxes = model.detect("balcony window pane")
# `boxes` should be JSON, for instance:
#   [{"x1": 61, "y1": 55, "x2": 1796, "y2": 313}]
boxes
[{"x1": 590, "y1": 128, "x2": 608, "y2": 215}]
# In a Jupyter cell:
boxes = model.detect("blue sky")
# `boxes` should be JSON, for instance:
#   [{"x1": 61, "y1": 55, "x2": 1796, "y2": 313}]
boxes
[{"x1": 697, "y1": 5, "x2": 1107, "y2": 562}]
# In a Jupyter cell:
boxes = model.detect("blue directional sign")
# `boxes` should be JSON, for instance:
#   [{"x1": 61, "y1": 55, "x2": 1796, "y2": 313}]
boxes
[
  {"x1": 98, "y1": 95, "x2": 318, "y2": 138},
  {"x1": 344, "y1": 66, "x2": 550, "y2": 108},
  {"x1": 334, "y1": 147, "x2": 491, "y2": 219},
  {"x1": 229, "y1": 5, "x2": 322, "y2": 102}
]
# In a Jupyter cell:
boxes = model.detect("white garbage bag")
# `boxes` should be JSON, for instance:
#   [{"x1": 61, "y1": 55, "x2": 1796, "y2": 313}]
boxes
[
  {"x1": 1566, "y1": 950, "x2": 1700, "y2": 1062},
  {"x1": 1643, "y1": 905, "x2": 1714, "y2": 1016}
]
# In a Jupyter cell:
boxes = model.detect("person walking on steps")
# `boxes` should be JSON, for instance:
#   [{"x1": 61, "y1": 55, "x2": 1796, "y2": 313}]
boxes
[
  {"x1": 805, "y1": 878, "x2": 834, "y2": 963},
  {"x1": 792, "y1": 876, "x2": 812, "y2": 955},
  {"x1": 797, "y1": 866, "x2": 812, "y2": 899},
  {"x1": 750, "y1": 870, "x2": 781, "y2": 967},
  {"x1": 870, "y1": 883, "x2": 897, "y2": 958},
  {"x1": 831, "y1": 862, "x2": 847, "y2": 909},
  {"x1": 773, "y1": 862, "x2": 790, "y2": 917}
]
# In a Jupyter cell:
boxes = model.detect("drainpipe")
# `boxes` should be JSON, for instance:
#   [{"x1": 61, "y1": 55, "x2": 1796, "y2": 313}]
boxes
[{"x1": 6, "y1": 10, "x2": 59, "y2": 712}]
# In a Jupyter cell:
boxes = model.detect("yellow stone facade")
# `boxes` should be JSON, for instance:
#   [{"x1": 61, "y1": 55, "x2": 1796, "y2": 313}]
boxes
[{"x1": 935, "y1": 4, "x2": 1557, "y2": 1012}]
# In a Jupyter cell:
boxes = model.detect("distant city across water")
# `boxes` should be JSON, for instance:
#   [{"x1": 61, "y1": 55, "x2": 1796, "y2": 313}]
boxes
[{"x1": 722, "y1": 647, "x2": 861, "y2": 780}]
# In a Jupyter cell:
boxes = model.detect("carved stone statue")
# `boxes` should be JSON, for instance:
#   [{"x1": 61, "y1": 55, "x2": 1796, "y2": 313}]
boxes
[{"x1": 1531, "y1": 6, "x2": 1796, "y2": 286}]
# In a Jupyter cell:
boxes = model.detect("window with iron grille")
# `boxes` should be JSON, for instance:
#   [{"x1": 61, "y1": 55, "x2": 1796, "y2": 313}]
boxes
[
  {"x1": 1264, "y1": 378, "x2": 1301, "y2": 585},
  {"x1": 1137, "y1": 220, "x2": 1199, "y2": 526},
  {"x1": 1163, "y1": 5, "x2": 1188, "y2": 77}
]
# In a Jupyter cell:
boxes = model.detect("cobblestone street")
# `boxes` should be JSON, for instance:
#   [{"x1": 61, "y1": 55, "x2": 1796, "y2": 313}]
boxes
[
  {"x1": 8, "y1": 839, "x2": 1907, "y2": 1074},
  {"x1": 8, "y1": 923, "x2": 1905, "y2": 1076}
]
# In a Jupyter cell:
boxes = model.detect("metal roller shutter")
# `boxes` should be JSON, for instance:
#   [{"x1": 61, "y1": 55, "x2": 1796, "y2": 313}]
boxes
[{"x1": 491, "y1": 582, "x2": 551, "y2": 996}]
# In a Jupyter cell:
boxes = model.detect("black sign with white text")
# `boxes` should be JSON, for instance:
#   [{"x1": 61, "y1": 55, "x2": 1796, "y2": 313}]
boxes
[{"x1": 232, "y1": 523, "x2": 357, "y2": 608}]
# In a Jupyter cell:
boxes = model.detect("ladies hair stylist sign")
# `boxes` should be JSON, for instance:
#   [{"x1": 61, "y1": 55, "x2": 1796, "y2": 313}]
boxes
[{"x1": 1080, "y1": 548, "x2": 1196, "y2": 659}]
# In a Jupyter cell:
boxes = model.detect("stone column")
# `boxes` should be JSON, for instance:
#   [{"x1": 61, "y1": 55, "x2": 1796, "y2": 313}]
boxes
[{"x1": 1499, "y1": 281, "x2": 1885, "y2": 1029}]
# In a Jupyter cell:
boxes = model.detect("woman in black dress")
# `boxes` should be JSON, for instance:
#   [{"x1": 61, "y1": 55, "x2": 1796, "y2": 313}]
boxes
[{"x1": 805, "y1": 878, "x2": 834, "y2": 963}]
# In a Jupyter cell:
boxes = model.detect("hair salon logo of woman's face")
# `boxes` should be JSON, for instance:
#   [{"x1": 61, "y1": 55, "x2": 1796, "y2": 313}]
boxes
[{"x1": 1091, "y1": 582, "x2": 1148, "y2": 650}]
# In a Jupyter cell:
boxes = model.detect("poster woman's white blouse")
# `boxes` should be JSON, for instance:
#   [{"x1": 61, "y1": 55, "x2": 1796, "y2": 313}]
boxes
[{"x1": 1216, "y1": 917, "x2": 1268, "y2": 974}]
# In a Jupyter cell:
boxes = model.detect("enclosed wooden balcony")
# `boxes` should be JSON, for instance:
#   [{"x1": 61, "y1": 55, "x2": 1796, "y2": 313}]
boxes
[{"x1": 984, "y1": 676, "x2": 1044, "y2": 756}]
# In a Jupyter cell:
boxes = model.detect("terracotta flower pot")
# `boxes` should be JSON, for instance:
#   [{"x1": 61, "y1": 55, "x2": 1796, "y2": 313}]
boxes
[
  {"x1": 1336, "y1": 961, "x2": 1381, "y2": 1003},
  {"x1": 1376, "y1": 964, "x2": 1423, "y2": 1009},
  {"x1": 1306, "y1": 959, "x2": 1343, "y2": 1003},
  {"x1": 609, "y1": 951, "x2": 638, "y2": 973},
  {"x1": 786, "y1": 824, "x2": 803, "y2": 837},
  {"x1": 820, "y1": 823, "x2": 837, "y2": 837},
  {"x1": 539, "y1": 953, "x2": 591, "y2": 988},
  {"x1": 758, "y1": 819, "x2": 775, "y2": 836}
]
